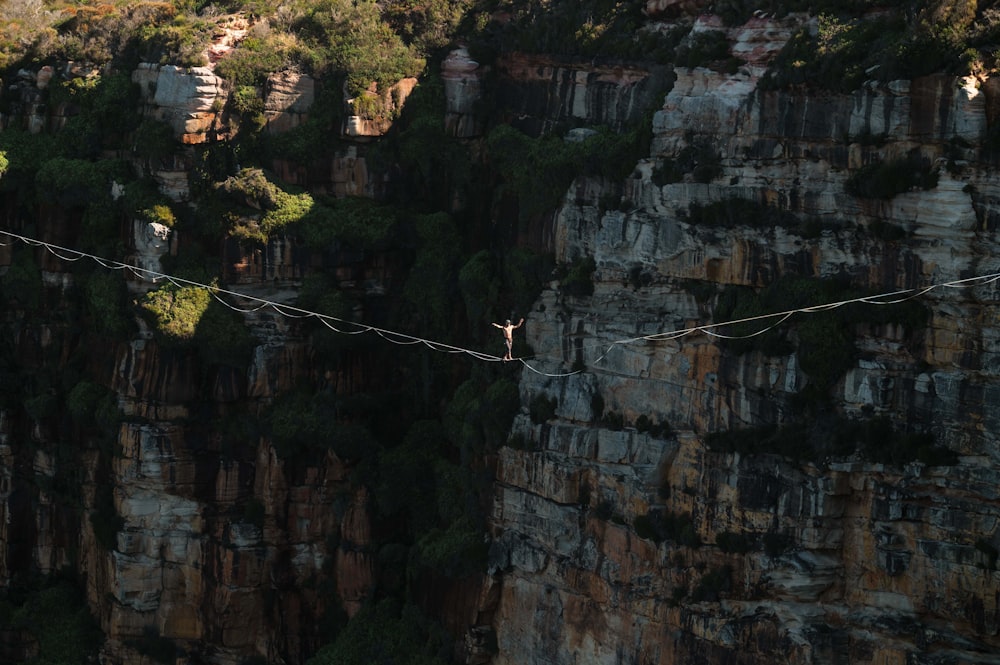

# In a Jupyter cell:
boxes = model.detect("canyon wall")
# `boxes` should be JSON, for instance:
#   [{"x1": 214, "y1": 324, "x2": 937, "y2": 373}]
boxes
[
  {"x1": 488, "y1": 14, "x2": 1000, "y2": 665},
  {"x1": 1, "y1": 7, "x2": 999, "y2": 665}
]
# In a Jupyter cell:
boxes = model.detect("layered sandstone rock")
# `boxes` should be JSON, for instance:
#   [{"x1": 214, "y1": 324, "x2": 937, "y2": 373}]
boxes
[
  {"x1": 3, "y1": 8, "x2": 1000, "y2": 665},
  {"x1": 133, "y1": 63, "x2": 228, "y2": 145},
  {"x1": 495, "y1": 53, "x2": 672, "y2": 136},
  {"x1": 488, "y1": 14, "x2": 1000, "y2": 665},
  {"x1": 264, "y1": 70, "x2": 315, "y2": 135},
  {"x1": 443, "y1": 47, "x2": 487, "y2": 138}
]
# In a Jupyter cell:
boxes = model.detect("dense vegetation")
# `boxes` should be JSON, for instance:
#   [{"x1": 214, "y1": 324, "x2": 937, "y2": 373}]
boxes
[
  {"x1": 0, "y1": 578, "x2": 103, "y2": 665},
  {"x1": 762, "y1": 2, "x2": 1000, "y2": 91}
]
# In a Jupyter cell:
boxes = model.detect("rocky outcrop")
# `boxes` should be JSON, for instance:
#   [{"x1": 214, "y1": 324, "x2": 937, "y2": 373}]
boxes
[
  {"x1": 487, "y1": 14, "x2": 1000, "y2": 665},
  {"x1": 264, "y1": 70, "x2": 315, "y2": 134},
  {"x1": 4, "y1": 7, "x2": 1000, "y2": 665},
  {"x1": 133, "y1": 63, "x2": 228, "y2": 144},
  {"x1": 343, "y1": 78, "x2": 419, "y2": 138},
  {"x1": 495, "y1": 53, "x2": 672, "y2": 136},
  {"x1": 443, "y1": 47, "x2": 487, "y2": 138}
]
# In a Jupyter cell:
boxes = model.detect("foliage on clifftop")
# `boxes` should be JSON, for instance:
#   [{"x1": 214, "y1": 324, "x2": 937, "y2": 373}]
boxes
[{"x1": 762, "y1": 3, "x2": 1000, "y2": 91}]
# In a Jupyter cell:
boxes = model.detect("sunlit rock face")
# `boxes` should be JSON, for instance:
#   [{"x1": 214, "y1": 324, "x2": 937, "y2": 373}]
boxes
[
  {"x1": 488, "y1": 13, "x2": 1000, "y2": 665},
  {"x1": 443, "y1": 47, "x2": 487, "y2": 138},
  {"x1": 264, "y1": 70, "x2": 316, "y2": 135},
  {"x1": 133, "y1": 64, "x2": 228, "y2": 145},
  {"x1": 343, "y1": 77, "x2": 419, "y2": 138}
]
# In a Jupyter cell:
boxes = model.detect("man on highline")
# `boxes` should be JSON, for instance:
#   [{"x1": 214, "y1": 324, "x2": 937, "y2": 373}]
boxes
[{"x1": 492, "y1": 317, "x2": 524, "y2": 361}]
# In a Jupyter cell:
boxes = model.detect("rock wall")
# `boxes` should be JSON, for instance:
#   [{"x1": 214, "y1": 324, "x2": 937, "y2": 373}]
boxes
[
  {"x1": 487, "y1": 14, "x2": 1000, "y2": 665},
  {"x1": 3, "y1": 8, "x2": 1000, "y2": 665},
  {"x1": 494, "y1": 53, "x2": 673, "y2": 137}
]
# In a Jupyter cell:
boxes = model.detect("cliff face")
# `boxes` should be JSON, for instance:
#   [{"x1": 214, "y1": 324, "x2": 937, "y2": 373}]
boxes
[
  {"x1": 2, "y1": 7, "x2": 1000, "y2": 665},
  {"x1": 0, "y1": 60, "x2": 383, "y2": 663},
  {"x1": 488, "y1": 14, "x2": 1000, "y2": 665}
]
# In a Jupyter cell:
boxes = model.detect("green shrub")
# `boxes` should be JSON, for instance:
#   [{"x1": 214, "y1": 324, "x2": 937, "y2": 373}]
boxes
[
  {"x1": 866, "y1": 219, "x2": 907, "y2": 241},
  {"x1": 590, "y1": 393, "x2": 605, "y2": 420},
  {"x1": 215, "y1": 169, "x2": 398, "y2": 248},
  {"x1": 0, "y1": 127, "x2": 63, "y2": 188},
  {"x1": 681, "y1": 198, "x2": 801, "y2": 229},
  {"x1": 306, "y1": 599, "x2": 447, "y2": 665},
  {"x1": 242, "y1": 497, "x2": 265, "y2": 529},
  {"x1": 401, "y1": 212, "x2": 461, "y2": 336},
  {"x1": 2, "y1": 578, "x2": 102, "y2": 665},
  {"x1": 375, "y1": 420, "x2": 443, "y2": 530},
  {"x1": 845, "y1": 155, "x2": 939, "y2": 200},
  {"x1": 716, "y1": 531, "x2": 753, "y2": 554},
  {"x1": 635, "y1": 414, "x2": 671, "y2": 438},
  {"x1": 559, "y1": 255, "x2": 596, "y2": 297},
  {"x1": 214, "y1": 34, "x2": 289, "y2": 87},
  {"x1": 266, "y1": 389, "x2": 341, "y2": 459},
  {"x1": 763, "y1": 531, "x2": 792, "y2": 559},
  {"x1": 128, "y1": 626, "x2": 179, "y2": 665},
  {"x1": 139, "y1": 283, "x2": 253, "y2": 366},
  {"x1": 669, "y1": 584, "x2": 688, "y2": 607},
  {"x1": 706, "y1": 413, "x2": 950, "y2": 466},
  {"x1": 133, "y1": 119, "x2": 176, "y2": 167},
  {"x1": 231, "y1": 85, "x2": 264, "y2": 116},
  {"x1": 529, "y1": 394, "x2": 558, "y2": 424},
  {"x1": 2, "y1": 248, "x2": 42, "y2": 309},
  {"x1": 458, "y1": 250, "x2": 498, "y2": 328},
  {"x1": 298, "y1": 196, "x2": 398, "y2": 249},
  {"x1": 602, "y1": 411, "x2": 624, "y2": 431},
  {"x1": 491, "y1": 0, "x2": 680, "y2": 62},
  {"x1": 90, "y1": 482, "x2": 123, "y2": 551},
  {"x1": 761, "y1": 7, "x2": 991, "y2": 93},
  {"x1": 680, "y1": 278, "x2": 717, "y2": 304},
  {"x1": 383, "y1": 0, "x2": 473, "y2": 54},
  {"x1": 633, "y1": 510, "x2": 700, "y2": 546},
  {"x1": 653, "y1": 140, "x2": 722, "y2": 185},
  {"x1": 414, "y1": 517, "x2": 488, "y2": 578},
  {"x1": 675, "y1": 30, "x2": 742, "y2": 72},
  {"x1": 691, "y1": 565, "x2": 732, "y2": 602},
  {"x1": 487, "y1": 123, "x2": 649, "y2": 224},
  {"x1": 502, "y1": 247, "x2": 554, "y2": 321},
  {"x1": 23, "y1": 392, "x2": 57, "y2": 420},
  {"x1": 443, "y1": 375, "x2": 522, "y2": 453},
  {"x1": 712, "y1": 275, "x2": 929, "y2": 392},
  {"x1": 36, "y1": 156, "x2": 110, "y2": 207},
  {"x1": 481, "y1": 378, "x2": 521, "y2": 447},
  {"x1": 264, "y1": 110, "x2": 334, "y2": 164},
  {"x1": 293, "y1": 0, "x2": 425, "y2": 96},
  {"x1": 81, "y1": 271, "x2": 134, "y2": 338},
  {"x1": 975, "y1": 539, "x2": 999, "y2": 571},
  {"x1": 139, "y1": 284, "x2": 210, "y2": 342}
]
